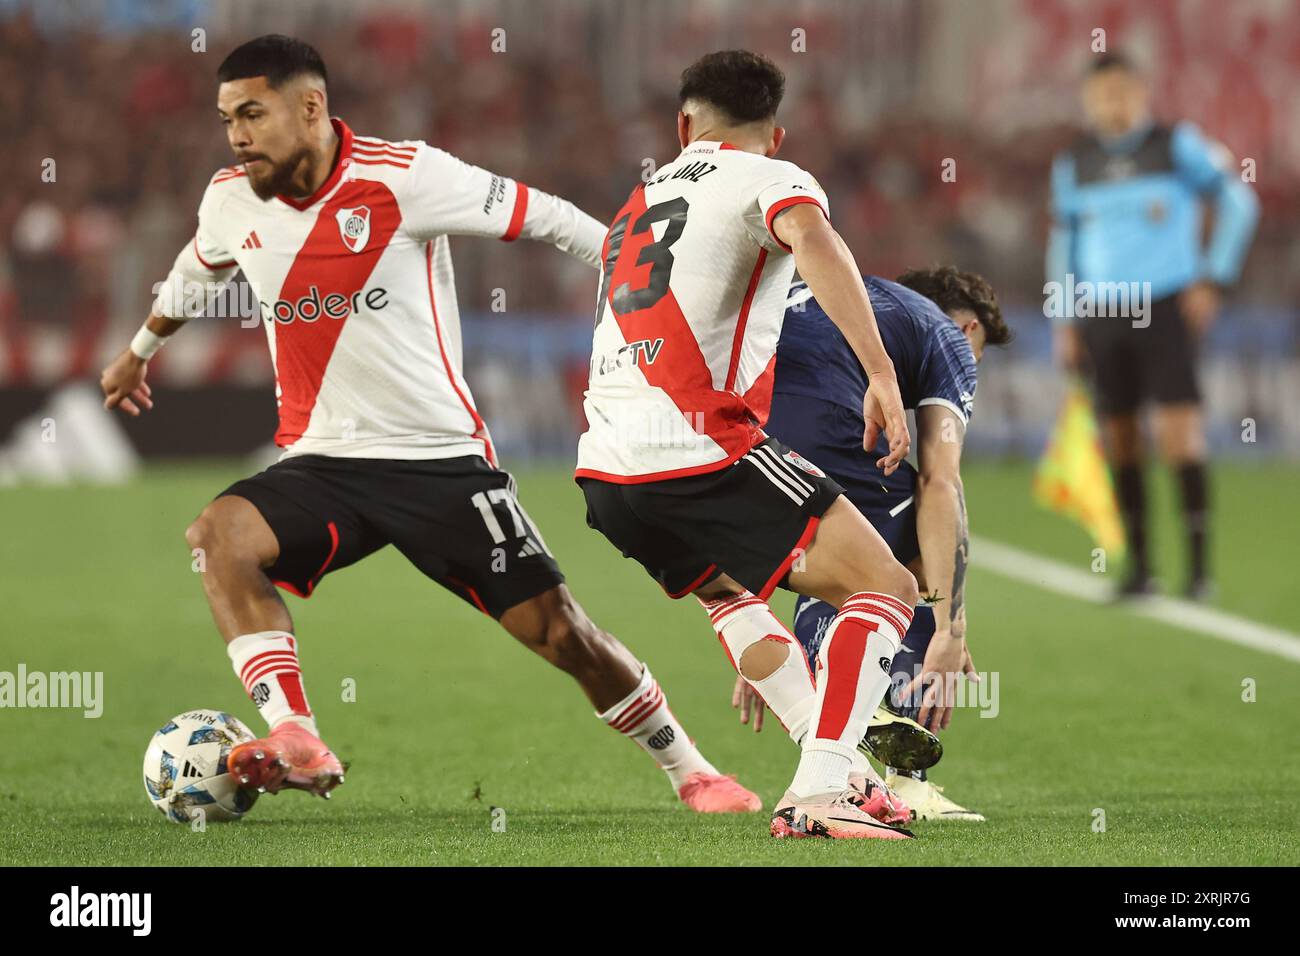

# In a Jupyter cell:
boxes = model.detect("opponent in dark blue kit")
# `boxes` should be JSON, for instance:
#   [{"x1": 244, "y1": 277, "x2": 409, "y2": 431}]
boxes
[{"x1": 744, "y1": 266, "x2": 1011, "y2": 819}]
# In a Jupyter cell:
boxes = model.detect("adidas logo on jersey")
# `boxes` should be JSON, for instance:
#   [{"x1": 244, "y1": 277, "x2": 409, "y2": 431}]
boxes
[
  {"x1": 241, "y1": 231, "x2": 262, "y2": 250},
  {"x1": 517, "y1": 540, "x2": 544, "y2": 559}
]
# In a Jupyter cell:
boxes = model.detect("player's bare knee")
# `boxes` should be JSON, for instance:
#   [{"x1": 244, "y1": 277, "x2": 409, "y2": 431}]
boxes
[
  {"x1": 875, "y1": 561, "x2": 919, "y2": 608},
  {"x1": 184, "y1": 511, "x2": 216, "y2": 555},
  {"x1": 838, "y1": 560, "x2": 918, "y2": 609},
  {"x1": 738, "y1": 637, "x2": 789, "y2": 682},
  {"x1": 184, "y1": 500, "x2": 258, "y2": 569}
]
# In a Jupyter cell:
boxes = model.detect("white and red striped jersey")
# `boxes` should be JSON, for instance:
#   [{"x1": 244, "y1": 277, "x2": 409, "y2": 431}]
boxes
[
  {"x1": 575, "y1": 140, "x2": 829, "y2": 482},
  {"x1": 153, "y1": 117, "x2": 604, "y2": 464}
]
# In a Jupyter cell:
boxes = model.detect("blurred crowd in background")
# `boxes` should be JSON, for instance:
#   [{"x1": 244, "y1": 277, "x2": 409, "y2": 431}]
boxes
[{"x1": 2, "y1": 0, "x2": 1298, "y2": 458}]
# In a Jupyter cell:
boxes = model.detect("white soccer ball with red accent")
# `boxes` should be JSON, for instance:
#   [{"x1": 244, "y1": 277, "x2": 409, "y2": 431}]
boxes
[{"x1": 142, "y1": 709, "x2": 259, "y2": 824}]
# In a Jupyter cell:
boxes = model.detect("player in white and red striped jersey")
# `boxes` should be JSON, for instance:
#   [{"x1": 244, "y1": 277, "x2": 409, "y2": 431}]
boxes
[
  {"x1": 577, "y1": 51, "x2": 926, "y2": 838},
  {"x1": 99, "y1": 35, "x2": 758, "y2": 815}
]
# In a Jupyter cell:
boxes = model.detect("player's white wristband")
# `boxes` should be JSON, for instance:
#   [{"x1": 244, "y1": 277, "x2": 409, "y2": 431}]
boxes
[{"x1": 129, "y1": 324, "x2": 169, "y2": 361}]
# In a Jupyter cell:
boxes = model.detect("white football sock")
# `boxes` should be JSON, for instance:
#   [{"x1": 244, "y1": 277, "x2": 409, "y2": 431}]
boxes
[
  {"x1": 598, "y1": 664, "x2": 716, "y2": 791},
  {"x1": 790, "y1": 749, "x2": 855, "y2": 797},
  {"x1": 703, "y1": 590, "x2": 816, "y2": 743},
  {"x1": 795, "y1": 746, "x2": 893, "y2": 796},
  {"x1": 850, "y1": 748, "x2": 876, "y2": 777},
  {"x1": 791, "y1": 592, "x2": 913, "y2": 797},
  {"x1": 227, "y1": 630, "x2": 318, "y2": 735}
]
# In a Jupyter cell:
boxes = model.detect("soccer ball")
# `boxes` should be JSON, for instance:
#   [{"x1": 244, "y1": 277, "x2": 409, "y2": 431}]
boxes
[{"x1": 143, "y1": 709, "x2": 260, "y2": 824}]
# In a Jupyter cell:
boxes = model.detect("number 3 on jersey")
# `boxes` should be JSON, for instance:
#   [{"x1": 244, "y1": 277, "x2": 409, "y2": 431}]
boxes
[{"x1": 594, "y1": 193, "x2": 689, "y2": 327}]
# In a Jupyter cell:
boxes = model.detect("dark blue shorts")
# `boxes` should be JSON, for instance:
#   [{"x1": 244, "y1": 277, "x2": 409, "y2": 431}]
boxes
[
  {"x1": 765, "y1": 392, "x2": 920, "y2": 566},
  {"x1": 768, "y1": 391, "x2": 932, "y2": 709}
]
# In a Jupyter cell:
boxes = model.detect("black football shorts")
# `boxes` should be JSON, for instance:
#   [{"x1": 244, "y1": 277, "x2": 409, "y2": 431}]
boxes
[
  {"x1": 1080, "y1": 292, "x2": 1201, "y2": 417},
  {"x1": 219, "y1": 454, "x2": 563, "y2": 618},
  {"x1": 579, "y1": 437, "x2": 844, "y2": 600}
]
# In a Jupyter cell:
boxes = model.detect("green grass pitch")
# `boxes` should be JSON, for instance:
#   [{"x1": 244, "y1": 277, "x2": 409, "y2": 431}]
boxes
[{"x1": 1, "y1": 459, "x2": 1297, "y2": 866}]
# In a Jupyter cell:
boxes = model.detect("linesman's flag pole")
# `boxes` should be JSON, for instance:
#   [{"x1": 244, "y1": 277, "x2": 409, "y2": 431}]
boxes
[{"x1": 1033, "y1": 382, "x2": 1126, "y2": 558}]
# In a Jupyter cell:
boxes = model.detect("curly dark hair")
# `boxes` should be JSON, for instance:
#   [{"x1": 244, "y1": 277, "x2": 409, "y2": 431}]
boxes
[
  {"x1": 679, "y1": 50, "x2": 785, "y2": 124},
  {"x1": 895, "y1": 266, "x2": 1012, "y2": 346}
]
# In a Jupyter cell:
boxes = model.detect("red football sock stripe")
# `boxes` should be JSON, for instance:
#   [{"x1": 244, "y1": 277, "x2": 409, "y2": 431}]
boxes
[
  {"x1": 276, "y1": 671, "x2": 312, "y2": 717},
  {"x1": 814, "y1": 616, "x2": 875, "y2": 739},
  {"x1": 242, "y1": 656, "x2": 301, "y2": 689},
  {"x1": 610, "y1": 682, "x2": 663, "y2": 733},
  {"x1": 840, "y1": 600, "x2": 909, "y2": 638}
]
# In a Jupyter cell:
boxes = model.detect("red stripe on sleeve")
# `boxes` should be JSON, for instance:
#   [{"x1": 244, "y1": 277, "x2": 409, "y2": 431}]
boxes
[
  {"x1": 764, "y1": 195, "x2": 828, "y2": 252},
  {"x1": 501, "y1": 182, "x2": 529, "y2": 241}
]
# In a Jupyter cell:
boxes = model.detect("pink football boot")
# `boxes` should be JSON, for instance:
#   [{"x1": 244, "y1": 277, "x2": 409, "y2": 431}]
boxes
[
  {"x1": 849, "y1": 771, "x2": 913, "y2": 825},
  {"x1": 677, "y1": 772, "x2": 763, "y2": 813},
  {"x1": 227, "y1": 722, "x2": 346, "y2": 798},
  {"x1": 771, "y1": 788, "x2": 914, "y2": 840}
]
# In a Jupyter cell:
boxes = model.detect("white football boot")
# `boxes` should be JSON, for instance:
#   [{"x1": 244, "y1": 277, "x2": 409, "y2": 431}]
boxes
[{"x1": 885, "y1": 769, "x2": 985, "y2": 822}]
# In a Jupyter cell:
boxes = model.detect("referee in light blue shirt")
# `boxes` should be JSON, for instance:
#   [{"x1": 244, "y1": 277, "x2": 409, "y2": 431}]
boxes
[{"x1": 1047, "y1": 52, "x2": 1259, "y2": 600}]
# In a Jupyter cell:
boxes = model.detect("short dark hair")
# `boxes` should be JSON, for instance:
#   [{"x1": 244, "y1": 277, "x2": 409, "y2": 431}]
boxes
[
  {"x1": 1087, "y1": 51, "x2": 1136, "y2": 78},
  {"x1": 679, "y1": 50, "x2": 784, "y2": 124},
  {"x1": 896, "y1": 266, "x2": 1012, "y2": 346},
  {"x1": 217, "y1": 35, "x2": 328, "y2": 88}
]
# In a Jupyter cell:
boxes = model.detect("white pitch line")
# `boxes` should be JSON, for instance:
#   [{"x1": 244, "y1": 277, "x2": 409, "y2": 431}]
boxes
[{"x1": 971, "y1": 535, "x2": 1300, "y2": 664}]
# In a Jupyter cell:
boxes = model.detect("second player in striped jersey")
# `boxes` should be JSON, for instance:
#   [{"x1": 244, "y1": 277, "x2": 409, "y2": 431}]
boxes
[{"x1": 578, "y1": 50, "x2": 933, "y2": 840}]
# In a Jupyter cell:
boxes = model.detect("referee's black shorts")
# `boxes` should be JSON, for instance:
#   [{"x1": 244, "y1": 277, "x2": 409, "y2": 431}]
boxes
[
  {"x1": 1079, "y1": 292, "x2": 1201, "y2": 417},
  {"x1": 579, "y1": 437, "x2": 844, "y2": 601}
]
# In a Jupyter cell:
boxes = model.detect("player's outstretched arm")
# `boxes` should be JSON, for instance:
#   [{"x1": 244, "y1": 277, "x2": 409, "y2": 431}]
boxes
[
  {"x1": 906, "y1": 403, "x2": 979, "y2": 730},
  {"x1": 510, "y1": 186, "x2": 607, "y2": 269},
  {"x1": 406, "y1": 147, "x2": 606, "y2": 268},
  {"x1": 772, "y1": 204, "x2": 909, "y2": 474}
]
